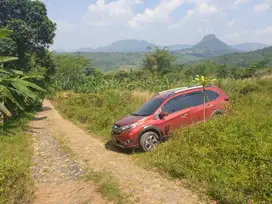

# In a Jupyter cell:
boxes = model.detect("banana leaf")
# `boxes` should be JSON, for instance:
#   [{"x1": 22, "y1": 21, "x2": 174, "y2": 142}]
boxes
[{"x1": 0, "y1": 101, "x2": 11, "y2": 117}]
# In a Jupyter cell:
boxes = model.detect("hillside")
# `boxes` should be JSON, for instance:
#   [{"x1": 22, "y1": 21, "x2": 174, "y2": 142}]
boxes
[
  {"x1": 71, "y1": 35, "x2": 271, "y2": 72},
  {"x1": 174, "y1": 34, "x2": 237, "y2": 58},
  {"x1": 208, "y1": 46, "x2": 272, "y2": 67},
  {"x1": 73, "y1": 52, "x2": 144, "y2": 72},
  {"x1": 75, "y1": 39, "x2": 155, "y2": 53},
  {"x1": 232, "y1": 42, "x2": 268, "y2": 51}
]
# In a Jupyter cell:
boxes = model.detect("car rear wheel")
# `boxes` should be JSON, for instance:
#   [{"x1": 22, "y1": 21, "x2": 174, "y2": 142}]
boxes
[{"x1": 140, "y1": 132, "x2": 159, "y2": 152}]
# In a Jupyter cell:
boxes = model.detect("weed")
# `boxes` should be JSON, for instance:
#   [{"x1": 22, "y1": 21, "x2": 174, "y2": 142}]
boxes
[{"x1": 0, "y1": 116, "x2": 34, "y2": 204}]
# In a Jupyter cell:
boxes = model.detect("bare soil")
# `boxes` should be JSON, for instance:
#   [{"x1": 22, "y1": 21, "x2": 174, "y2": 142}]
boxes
[
  {"x1": 30, "y1": 106, "x2": 105, "y2": 204},
  {"x1": 30, "y1": 100, "x2": 204, "y2": 204}
]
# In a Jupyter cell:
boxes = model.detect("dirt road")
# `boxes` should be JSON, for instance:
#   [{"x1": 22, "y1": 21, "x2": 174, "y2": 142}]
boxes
[{"x1": 30, "y1": 100, "x2": 204, "y2": 204}]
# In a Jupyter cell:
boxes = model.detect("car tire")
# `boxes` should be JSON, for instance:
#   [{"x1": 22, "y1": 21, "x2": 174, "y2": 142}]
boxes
[{"x1": 140, "y1": 131, "x2": 160, "y2": 152}]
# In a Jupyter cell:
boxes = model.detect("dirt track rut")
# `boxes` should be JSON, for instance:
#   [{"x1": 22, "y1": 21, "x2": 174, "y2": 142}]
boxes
[{"x1": 31, "y1": 100, "x2": 203, "y2": 204}]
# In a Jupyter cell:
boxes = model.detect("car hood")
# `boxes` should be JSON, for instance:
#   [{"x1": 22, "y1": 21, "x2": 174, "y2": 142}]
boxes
[{"x1": 114, "y1": 115, "x2": 147, "y2": 126}]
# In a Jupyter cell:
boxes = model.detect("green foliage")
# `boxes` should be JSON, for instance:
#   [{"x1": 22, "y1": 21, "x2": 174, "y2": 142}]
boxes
[
  {"x1": 0, "y1": 116, "x2": 33, "y2": 204},
  {"x1": 52, "y1": 54, "x2": 95, "y2": 90},
  {"x1": 53, "y1": 90, "x2": 150, "y2": 140},
  {"x1": 53, "y1": 77, "x2": 272, "y2": 203},
  {"x1": 72, "y1": 52, "x2": 144, "y2": 72},
  {"x1": 139, "y1": 78, "x2": 272, "y2": 203},
  {"x1": 0, "y1": 0, "x2": 56, "y2": 74},
  {"x1": 142, "y1": 47, "x2": 176, "y2": 74},
  {"x1": 0, "y1": 27, "x2": 46, "y2": 125},
  {"x1": 208, "y1": 46, "x2": 272, "y2": 68}
]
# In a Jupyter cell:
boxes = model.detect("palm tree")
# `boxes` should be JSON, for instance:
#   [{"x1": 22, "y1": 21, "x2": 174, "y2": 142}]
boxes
[
  {"x1": 193, "y1": 75, "x2": 216, "y2": 123},
  {"x1": 0, "y1": 28, "x2": 46, "y2": 125}
]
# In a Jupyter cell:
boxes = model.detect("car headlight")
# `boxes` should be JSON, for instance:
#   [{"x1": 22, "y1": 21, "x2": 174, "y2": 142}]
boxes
[{"x1": 121, "y1": 123, "x2": 138, "y2": 131}]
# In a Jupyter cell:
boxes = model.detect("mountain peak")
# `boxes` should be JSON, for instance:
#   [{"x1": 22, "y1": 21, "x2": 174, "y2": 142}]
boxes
[
  {"x1": 193, "y1": 34, "x2": 236, "y2": 52},
  {"x1": 201, "y1": 34, "x2": 217, "y2": 42}
]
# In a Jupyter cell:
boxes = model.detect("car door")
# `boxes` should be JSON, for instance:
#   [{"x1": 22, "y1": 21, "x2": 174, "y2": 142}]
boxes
[
  {"x1": 154, "y1": 95, "x2": 193, "y2": 135},
  {"x1": 179, "y1": 91, "x2": 205, "y2": 124},
  {"x1": 204, "y1": 90, "x2": 220, "y2": 119}
]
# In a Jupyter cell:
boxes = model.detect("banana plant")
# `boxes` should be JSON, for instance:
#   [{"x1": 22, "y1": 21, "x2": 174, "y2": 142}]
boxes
[
  {"x1": 0, "y1": 28, "x2": 46, "y2": 125},
  {"x1": 192, "y1": 75, "x2": 216, "y2": 123}
]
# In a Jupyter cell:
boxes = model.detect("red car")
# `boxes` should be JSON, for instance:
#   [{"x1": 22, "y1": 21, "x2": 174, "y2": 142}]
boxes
[{"x1": 111, "y1": 85, "x2": 230, "y2": 152}]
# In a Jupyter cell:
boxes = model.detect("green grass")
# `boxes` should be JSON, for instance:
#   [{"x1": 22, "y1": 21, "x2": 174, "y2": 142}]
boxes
[
  {"x1": 83, "y1": 171, "x2": 128, "y2": 204},
  {"x1": 139, "y1": 78, "x2": 272, "y2": 203},
  {"x1": 0, "y1": 116, "x2": 34, "y2": 204},
  {"x1": 52, "y1": 90, "x2": 151, "y2": 141},
  {"x1": 53, "y1": 78, "x2": 272, "y2": 203}
]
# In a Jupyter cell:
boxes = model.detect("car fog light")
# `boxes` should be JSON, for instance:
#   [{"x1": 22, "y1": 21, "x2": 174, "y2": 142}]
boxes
[{"x1": 124, "y1": 140, "x2": 133, "y2": 145}]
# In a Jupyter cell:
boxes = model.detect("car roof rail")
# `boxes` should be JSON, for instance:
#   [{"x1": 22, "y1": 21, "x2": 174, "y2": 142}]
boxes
[
  {"x1": 158, "y1": 87, "x2": 188, "y2": 95},
  {"x1": 157, "y1": 85, "x2": 214, "y2": 97}
]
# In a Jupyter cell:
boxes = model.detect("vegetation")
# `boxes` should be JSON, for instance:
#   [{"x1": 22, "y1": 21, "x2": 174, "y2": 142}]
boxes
[
  {"x1": 0, "y1": 1, "x2": 55, "y2": 203},
  {"x1": 53, "y1": 77, "x2": 272, "y2": 203},
  {"x1": 192, "y1": 75, "x2": 216, "y2": 122},
  {"x1": 0, "y1": 116, "x2": 33, "y2": 204},
  {"x1": 0, "y1": 28, "x2": 46, "y2": 126},
  {"x1": 139, "y1": 78, "x2": 272, "y2": 203},
  {"x1": 0, "y1": 0, "x2": 56, "y2": 75},
  {"x1": 84, "y1": 170, "x2": 128, "y2": 204}
]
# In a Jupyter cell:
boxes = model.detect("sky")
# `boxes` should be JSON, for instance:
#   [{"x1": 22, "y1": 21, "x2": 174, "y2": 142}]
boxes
[{"x1": 43, "y1": 0, "x2": 272, "y2": 51}]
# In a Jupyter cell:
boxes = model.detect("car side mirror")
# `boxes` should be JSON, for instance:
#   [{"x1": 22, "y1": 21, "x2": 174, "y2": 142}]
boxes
[{"x1": 159, "y1": 111, "x2": 169, "y2": 120}]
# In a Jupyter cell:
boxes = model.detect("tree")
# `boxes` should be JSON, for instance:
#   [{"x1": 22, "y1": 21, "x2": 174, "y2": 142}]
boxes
[
  {"x1": 53, "y1": 55, "x2": 95, "y2": 90},
  {"x1": 142, "y1": 47, "x2": 176, "y2": 74},
  {"x1": 0, "y1": 0, "x2": 56, "y2": 73},
  {"x1": 192, "y1": 75, "x2": 216, "y2": 123},
  {"x1": 0, "y1": 28, "x2": 46, "y2": 126}
]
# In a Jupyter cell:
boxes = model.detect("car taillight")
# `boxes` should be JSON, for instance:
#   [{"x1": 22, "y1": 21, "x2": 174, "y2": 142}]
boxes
[{"x1": 224, "y1": 97, "x2": 229, "y2": 102}]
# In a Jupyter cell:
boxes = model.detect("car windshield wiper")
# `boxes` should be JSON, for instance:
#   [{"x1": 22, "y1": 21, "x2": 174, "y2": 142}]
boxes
[{"x1": 131, "y1": 113, "x2": 149, "y2": 116}]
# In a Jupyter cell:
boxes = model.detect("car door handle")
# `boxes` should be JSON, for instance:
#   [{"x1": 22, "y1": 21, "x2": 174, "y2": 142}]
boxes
[
  {"x1": 206, "y1": 104, "x2": 214, "y2": 108},
  {"x1": 180, "y1": 114, "x2": 188, "y2": 118}
]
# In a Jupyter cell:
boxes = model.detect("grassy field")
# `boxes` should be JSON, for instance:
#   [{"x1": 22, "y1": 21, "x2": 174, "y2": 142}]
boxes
[
  {"x1": 53, "y1": 78, "x2": 272, "y2": 203},
  {"x1": 52, "y1": 90, "x2": 151, "y2": 141},
  {"x1": 0, "y1": 116, "x2": 33, "y2": 204}
]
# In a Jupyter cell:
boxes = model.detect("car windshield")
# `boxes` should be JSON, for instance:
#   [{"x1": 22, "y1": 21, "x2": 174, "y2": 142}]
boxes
[{"x1": 132, "y1": 97, "x2": 165, "y2": 116}]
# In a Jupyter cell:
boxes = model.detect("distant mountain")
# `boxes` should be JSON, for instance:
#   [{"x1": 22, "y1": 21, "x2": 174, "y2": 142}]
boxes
[
  {"x1": 75, "y1": 40, "x2": 193, "y2": 53},
  {"x1": 159, "y1": 44, "x2": 192, "y2": 51},
  {"x1": 76, "y1": 39, "x2": 156, "y2": 53},
  {"x1": 232, "y1": 43, "x2": 268, "y2": 52},
  {"x1": 174, "y1": 34, "x2": 237, "y2": 58}
]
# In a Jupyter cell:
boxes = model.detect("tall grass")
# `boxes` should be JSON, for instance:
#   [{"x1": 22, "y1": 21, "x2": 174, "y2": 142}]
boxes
[
  {"x1": 140, "y1": 78, "x2": 272, "y2": 203},
  {"x1": 0, "y1": 116, "x2": 33, "y2": 203},
  {"x1": 53, "y1": 78, "x2": 272, "y2": 203},
  {"x1": 53, "y1": 90, "x2": 151, "y2": 141}
]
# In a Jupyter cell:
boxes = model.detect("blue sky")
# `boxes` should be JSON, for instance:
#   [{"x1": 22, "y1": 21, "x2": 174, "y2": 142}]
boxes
[{"x1": 43, "y1": 0, "x2": 272, "y2": 50}]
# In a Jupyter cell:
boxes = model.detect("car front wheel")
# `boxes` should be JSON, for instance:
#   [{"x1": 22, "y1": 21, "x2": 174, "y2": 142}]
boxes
[{"x1": 140, "y1": 131, "x2": 159, "y2": 152}]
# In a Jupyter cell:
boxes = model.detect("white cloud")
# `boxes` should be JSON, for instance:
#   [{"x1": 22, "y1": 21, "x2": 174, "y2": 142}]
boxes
[
  {"x1": 256, "y1": 26, "x2": 272, "y2": 34},
  {"x1": 227, "y1": 19, "x2": 236, "y2": 26},
  {"x1": 235, "y1": 0, "x2": 248, "y2": 4},
  {"x1": 170, "y1": 2, "x2": 219, "y2": 28},
  {"x1": 129, "y1": 0, "x2": 185, "y2": 28},
  {"x1": 225, "y1": 26, "x2": 272, "y2": 44},
  {"x1": 254, "y1": 3, "x2": 270, "y2": 12},
  {"x1": 196, "y1": 3, "x2": 218, "y2": 14},
  {"x1": 85, "y1": 0, "x2": 143, "y2": 26}
]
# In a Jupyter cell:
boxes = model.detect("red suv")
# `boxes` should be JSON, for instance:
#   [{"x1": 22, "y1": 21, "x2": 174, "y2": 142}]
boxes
[{"x1": 111, "y1": 85, "x2": 230, "y2": 152}]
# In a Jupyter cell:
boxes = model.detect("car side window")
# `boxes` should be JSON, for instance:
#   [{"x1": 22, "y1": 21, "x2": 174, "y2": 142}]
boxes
[
  {"x1": 205, "y1": 90, "x2": 219, "y2": 102},
  {"x1": 162, "y1": 91, "x2": 204, "y2": 114},
  {"x1": 162, "y1": 95, "x2": 183, "y2": 114},
  {"x1": 181, "y1": 92, "x2": 203, "y2": 108}
]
